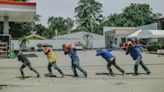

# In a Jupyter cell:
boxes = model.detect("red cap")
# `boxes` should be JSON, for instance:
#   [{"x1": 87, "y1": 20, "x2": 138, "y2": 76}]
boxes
[{"x1": 64, "y1": 44, "x2": 71, "y2": 50}]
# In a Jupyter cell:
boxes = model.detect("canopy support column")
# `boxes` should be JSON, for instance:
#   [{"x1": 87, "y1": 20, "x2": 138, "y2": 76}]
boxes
[{"x1": 3, "y1": 16, "x2": 9, "y2": 34}]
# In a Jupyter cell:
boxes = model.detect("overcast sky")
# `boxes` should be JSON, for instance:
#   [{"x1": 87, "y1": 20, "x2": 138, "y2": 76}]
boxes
[{"x1": 29, "y1": 0, "x2": 164, "y2": 26}]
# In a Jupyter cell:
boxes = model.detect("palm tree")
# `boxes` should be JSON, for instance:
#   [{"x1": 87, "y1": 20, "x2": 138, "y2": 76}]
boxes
[
  {"x1": 75, "y1": 0, "x2": 103, "y2": 33},
  {"x1": 19, "y1": 36, "x2": 29, "y2": 51}
]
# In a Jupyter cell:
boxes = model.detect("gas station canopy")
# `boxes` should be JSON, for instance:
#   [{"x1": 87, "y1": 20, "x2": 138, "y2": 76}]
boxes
[{"x1": 0, "y1": 0, "x2": 36, "y2": 22}]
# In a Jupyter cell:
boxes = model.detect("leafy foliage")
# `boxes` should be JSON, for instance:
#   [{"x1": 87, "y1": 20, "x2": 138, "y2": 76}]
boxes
[
  {"x1": 48, "y1": 17, "x2": 74, "y2": 38},
  {"x1": 103, "y1": 3, "x2": 161, "y2": 27},
  {"x1": 75, "y1": 0, "x2": 103, "y2": 33}
]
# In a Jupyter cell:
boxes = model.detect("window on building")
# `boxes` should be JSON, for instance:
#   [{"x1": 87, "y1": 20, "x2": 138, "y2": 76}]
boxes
[
  {"x1": 115, "y1": 38, "x2": 117, "y2": 45},
  {"x1": 161, "y1": 21, "x2": 164, "y2": 30},
  {"x1": 121, "y1": 38, "x2": 126, "y2": 43}
]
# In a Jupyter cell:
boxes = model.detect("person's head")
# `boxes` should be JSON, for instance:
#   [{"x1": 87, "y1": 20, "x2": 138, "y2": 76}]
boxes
[
  {"x1": 43, "y1": 43, "x2": 49, "y2": 48},
  {"x1": 64, "y1": 44, "x2": 71, "y2": 51},
  {"x1": 14, "y1": 50, "x2": 20, "y2": 55},
  {"x1": 127, "y1": 41, "x2": 133, "y2": 48},
  {"x1": 96, "y1": 49, "x2": 103, "y2": 56}
]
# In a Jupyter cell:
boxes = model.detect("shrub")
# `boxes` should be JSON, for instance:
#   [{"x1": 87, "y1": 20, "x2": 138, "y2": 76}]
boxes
[
  {"x1": 37, "y1": 43, "x2": 43, "y2": 51},
  {"x1": 30, "y1": 47, "x2": 35, "y2": 51},
  {"x1": 147, "y1": 42, "x2": 162, "y2": 51}
]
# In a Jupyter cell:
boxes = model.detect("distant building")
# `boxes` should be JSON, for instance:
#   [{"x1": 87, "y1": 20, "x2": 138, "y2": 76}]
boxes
[
  {"x1": 103, "y1": 17, "x2": 164, "y2": 48},
  {"x1": 103, "y1": 27, "x2": 137, "y2": 48},
  {"x1": 52, "y1": 31, "x2": 105, "y2": 49},
  {"x1": 11, "y1": 31, "x2": 105, "y2": 50}
]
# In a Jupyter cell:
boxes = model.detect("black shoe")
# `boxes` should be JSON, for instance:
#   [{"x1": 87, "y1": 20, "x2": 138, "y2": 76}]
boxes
[
  {"x1": 47, "y1": 73, "x2": 53, "y2": 77},
  {"x1": 133, "y1": 73, "x2": 138, "y2": 76},
  {"x1": 110, "y1": 74, "x2": 115, "y2": 77},
  {"x1": 74, "y1": 74, "x2": 79, "y2": 77},
  {"x1": 37, "y1": 74, "x2": 40, "y2": 78},
  {"x1": 84, "y1": 72, "x2": 87, "y2": 78},
  {"x1": 146, "y1": 71, "x2": 151, "y2": 75},
  {"x1": 122, "y1": 71, "x2": 125, "y2": 75},
  {"x1": 21, "y1": 76, "x2": 25, "y2": 79},
  {"x1": 61, "y1": 74, "x2": 64, "y2": 78}
]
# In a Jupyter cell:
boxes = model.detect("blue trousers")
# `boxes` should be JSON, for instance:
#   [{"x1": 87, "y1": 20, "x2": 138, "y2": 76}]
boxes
[
  {"x1": 71, "y1": 61, "x2": 87, "y2": 76},
  {"x1": 134, "y1": 57, "x2": 150, "y2": 74}
]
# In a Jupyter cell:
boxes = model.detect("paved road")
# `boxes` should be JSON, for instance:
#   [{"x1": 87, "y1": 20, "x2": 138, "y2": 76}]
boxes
[{"x1": 0, "y1": 50, "x2": 164, "y2": 92}]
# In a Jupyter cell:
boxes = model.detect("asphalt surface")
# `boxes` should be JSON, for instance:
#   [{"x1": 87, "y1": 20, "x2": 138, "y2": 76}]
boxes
[{"x1": 0, "y1": 50, "x2": 164, "y2": 92}]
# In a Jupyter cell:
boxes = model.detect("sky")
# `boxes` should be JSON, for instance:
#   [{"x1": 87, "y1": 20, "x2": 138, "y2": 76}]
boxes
[{"x1": 29, "y1": 0, "x2": 164, "y2": 26}]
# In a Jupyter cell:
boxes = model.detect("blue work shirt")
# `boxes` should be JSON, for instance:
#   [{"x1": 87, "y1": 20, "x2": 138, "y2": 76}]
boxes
[
  {"x1": 126, "y1": 45, "x2": 143, "y2": 60},
  {"x1": 96, "y1": 49, "x2": 114, "y2": 62},
  {"x1": 65, "y1": 48, "x2": 80, "y2": 62}
]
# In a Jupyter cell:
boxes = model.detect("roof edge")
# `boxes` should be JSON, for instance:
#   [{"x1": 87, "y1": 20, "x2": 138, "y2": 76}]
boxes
[{"x1": 0, "y1": 1, "x2": 36, "y2": 6}]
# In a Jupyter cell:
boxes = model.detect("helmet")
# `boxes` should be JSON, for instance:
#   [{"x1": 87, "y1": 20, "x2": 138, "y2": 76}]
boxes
[{"x1": 64, "y1": 44, "x2": 71, "y2": 50}]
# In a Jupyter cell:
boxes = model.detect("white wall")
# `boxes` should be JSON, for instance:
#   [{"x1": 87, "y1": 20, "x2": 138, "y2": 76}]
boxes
[{"x1": 11, "y1": 39, "x2": 105, "y2": 50}]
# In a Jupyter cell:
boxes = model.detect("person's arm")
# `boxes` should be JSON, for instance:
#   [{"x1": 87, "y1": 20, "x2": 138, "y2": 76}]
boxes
[
  {"x1": 63, "y1": 48, "x2": 69, "y2": 55},
  {"x1": 106, "y1": 48, "x2": 112, "y2": 52},
  {"x1": 43, "y1": 47, "x2": 50, "y2": 55},
  {"x1": 133, "y1": 44, "x2": 143, "y2": 49},
  {"x1": 126, "y1": 48, "x2": 130, "y2": 55},
  {"x1": 122, "y1": 48, "x2": 127, "y2": 51},
  {"x1": 64, "y1": 50, "x2": 69, "y2": 55},
  {"x1": 96, "y1": 52, "x2": 103, "y2": 56}
]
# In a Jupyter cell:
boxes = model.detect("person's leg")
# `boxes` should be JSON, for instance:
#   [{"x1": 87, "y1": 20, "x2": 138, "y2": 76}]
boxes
[
  {"x1": 20, "y1": 64, "x2": 26, "y2": 79},
  {"x1": 47, "y1": 62, "x2": 52, "y2": 75},
  {"x1": 134, "y1": 57, "x2": 141, "y2": 75},
  {"x1": 52, "y1": 62, "x2": 64, "y2": 77},
  {"x1": 107, "y1": 61, "x2": 114, "y2": 76},
  {"x1": 27, "y1": 62, "x2": 40, "y2": 77},
  {"x1": 75, "y1": 62, "x2": 87, "y2": 77},
  {"x1": 140, "y1": 60, "x2": 151, "y2": 74},
  {"x1": 112, "y1": 58, "x2": 125, "y2": 74},
  {"x1": 71, "y1": 61, "x2": 78, "y2": 76},
  {"x1": 112, "y1": 60, "x2": 125, "y2": 74}
]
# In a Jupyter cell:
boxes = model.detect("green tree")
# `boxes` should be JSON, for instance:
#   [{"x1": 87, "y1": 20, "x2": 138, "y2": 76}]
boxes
[
  {"x1": 48, "y1": 17, "x2": 68, "y2": 38},
  {"x1": 9, "y1": 14, "x2": 41, "y2": 39},
  {"x1": 103, "y1": 3, "x2": 161, "y2": 27},
  {"x1": 75, "y1": 0, "x2": 103, "y2": 33},
  {"x1": 9, "y1": 22, "x2": 33, "y2": 39},
  {"x1": 34, "y1": 24, "x2": 48, "y2": 38}
]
